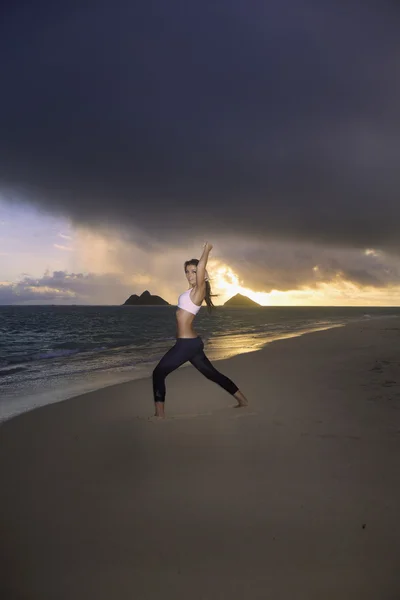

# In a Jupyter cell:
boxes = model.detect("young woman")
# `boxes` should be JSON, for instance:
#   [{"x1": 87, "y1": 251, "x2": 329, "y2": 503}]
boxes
[{"x1": 152, "y1": 242, "x2": 248, "y2": 418}]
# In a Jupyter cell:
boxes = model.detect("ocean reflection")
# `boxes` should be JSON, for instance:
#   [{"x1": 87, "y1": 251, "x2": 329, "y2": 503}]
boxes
[{"x1": 204, "y1": 324, "x2": 345, "y2": 362}]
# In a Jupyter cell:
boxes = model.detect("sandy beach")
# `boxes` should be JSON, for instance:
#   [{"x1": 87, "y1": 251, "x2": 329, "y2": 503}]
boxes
[{"x1": 1, "y1": 317, "x2": 400, "y2": 599}]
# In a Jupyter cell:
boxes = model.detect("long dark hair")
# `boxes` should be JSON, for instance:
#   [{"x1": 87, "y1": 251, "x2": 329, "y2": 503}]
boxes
[{"x1": 184, "y1": 258, "x2": 218, "y2": 314}]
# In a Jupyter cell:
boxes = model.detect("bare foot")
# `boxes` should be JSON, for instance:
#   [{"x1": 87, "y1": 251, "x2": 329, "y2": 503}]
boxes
[
  {"x1": 233, "y1": 390, "x2": 249, "y2": 408},
  {"x1": 154, "y1": 402, "x2": 166, "y2": 418}
]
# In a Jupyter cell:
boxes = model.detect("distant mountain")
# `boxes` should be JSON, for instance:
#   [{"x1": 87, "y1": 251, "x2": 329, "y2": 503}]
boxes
[
  {"x1": 224, "y1": 293, "x2": 261, "y2": 307},
  {"x1": 122, "y1": 290, "x2": 170, "y2": 306}
]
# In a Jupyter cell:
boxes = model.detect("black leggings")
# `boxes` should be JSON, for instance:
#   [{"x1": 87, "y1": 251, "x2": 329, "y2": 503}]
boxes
[{"x1": 152, "y1": 336, "x2": 239, "y2": 403}]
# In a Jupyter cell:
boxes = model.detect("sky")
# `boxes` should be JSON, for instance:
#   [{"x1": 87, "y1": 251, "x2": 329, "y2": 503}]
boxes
[{"x1": 1, "y1": 0, "x2": 400, "y2": 306}]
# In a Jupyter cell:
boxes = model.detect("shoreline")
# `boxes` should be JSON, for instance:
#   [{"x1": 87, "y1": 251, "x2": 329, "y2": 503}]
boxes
[
  {"x1": 0, "y1": 318, "x2": 358, "y2": 426},
  {"x1": 1, "y1": 311, "x2": 398, "y2": 426}
]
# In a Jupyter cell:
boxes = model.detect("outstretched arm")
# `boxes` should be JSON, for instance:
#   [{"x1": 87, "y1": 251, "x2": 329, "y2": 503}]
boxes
[{"x1": 196, "y1": 242, "x2": 213, "y2": 285}]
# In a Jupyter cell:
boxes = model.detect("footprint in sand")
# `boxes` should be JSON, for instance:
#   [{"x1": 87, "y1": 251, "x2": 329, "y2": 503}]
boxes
[
  {"x1": 133, "y1": 416, "x2": 165, "y2": 423},
  {"x1": 171, "y1": 406, "x2": 258, "y2": 420},
  {"x1": 169, "y1": 411, "x2": 213, "y2": 420},
  {"x1": 136, "y1": 412, "x2": 213, "y2": 422},
  {"x1": 229, "y1": 411, "x2": 258, "y2": 419},
  {"x1": 136, "y1": 407, "x2": 257, "y2": 422}
]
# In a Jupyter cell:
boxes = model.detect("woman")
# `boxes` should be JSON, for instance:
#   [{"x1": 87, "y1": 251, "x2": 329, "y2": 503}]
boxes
[{"x1": 152, "y1": 242, "x2": 248, "y2": 418}]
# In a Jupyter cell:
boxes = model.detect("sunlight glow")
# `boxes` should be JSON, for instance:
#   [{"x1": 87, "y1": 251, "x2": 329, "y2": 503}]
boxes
[
  {"x1": 25, "y1": 286, "x2": 76, "y2": 296},
  {"x1": 210, "y1": 262, "x2": 400, "y2": 307}
]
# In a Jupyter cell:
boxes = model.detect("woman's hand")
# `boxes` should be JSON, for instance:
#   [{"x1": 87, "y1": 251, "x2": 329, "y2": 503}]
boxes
[{"x1": 203, "y1": 242, "x2": 213, "y2": 252}]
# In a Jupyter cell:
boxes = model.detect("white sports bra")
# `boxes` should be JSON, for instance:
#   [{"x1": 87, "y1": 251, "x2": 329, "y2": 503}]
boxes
[{"x1": 177, "y1": 289, "x2": 202, "y2": 315}]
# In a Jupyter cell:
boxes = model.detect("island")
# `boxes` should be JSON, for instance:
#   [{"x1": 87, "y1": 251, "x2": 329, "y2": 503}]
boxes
[
  {"x1": 122, "y1": 290, "x2": 170, "y2": 306},
  {"x1": 223, "y1": 293, "x2": 261, "y2": 307}
]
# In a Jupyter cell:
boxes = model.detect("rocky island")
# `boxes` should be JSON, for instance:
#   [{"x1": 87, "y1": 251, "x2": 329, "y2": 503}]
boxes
[
  {"x1": 122, "y1": 290, "x2": 170, "y2": 306},
  {"x1": 223, "y1": 293, "x2": 261, "y2": 307}
]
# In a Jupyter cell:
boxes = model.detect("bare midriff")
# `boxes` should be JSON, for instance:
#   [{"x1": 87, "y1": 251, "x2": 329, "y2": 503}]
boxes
[{"x1": 175, "y1": 308, "x2": 198, "y2": 338}]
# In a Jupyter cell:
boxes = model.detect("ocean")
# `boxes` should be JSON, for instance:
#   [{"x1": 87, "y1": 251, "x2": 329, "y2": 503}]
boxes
[{"x1": 1, "y1": 304, "x2": 399, "y2": 423}]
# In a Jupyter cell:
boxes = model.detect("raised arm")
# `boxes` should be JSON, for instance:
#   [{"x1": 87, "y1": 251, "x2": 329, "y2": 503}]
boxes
[{"x1": 196, "y1": 242, "x2": 213, "y2": 286}]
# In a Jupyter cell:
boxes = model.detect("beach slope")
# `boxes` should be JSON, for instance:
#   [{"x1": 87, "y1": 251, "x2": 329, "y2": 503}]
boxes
[{"x1": 1, "y1": 318, "x2": 399, "y2": 599}]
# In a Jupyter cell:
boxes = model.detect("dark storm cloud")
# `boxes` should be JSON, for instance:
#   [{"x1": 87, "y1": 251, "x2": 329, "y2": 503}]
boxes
[
  {"x1": 221, "y1": 240, "x2": 400, "y2": 292},
  {"x1": 1, "y1": 0, "x2": 400, "y2": 249}
]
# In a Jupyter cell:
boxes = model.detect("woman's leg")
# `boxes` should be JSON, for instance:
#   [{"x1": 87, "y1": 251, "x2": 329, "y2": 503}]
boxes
[
  {"x1": 152, "y1": 338, "x2": 202, "y2": 416},
  {"x1": 189, "y1": 344, "x2": 248, "y2": 405}
]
